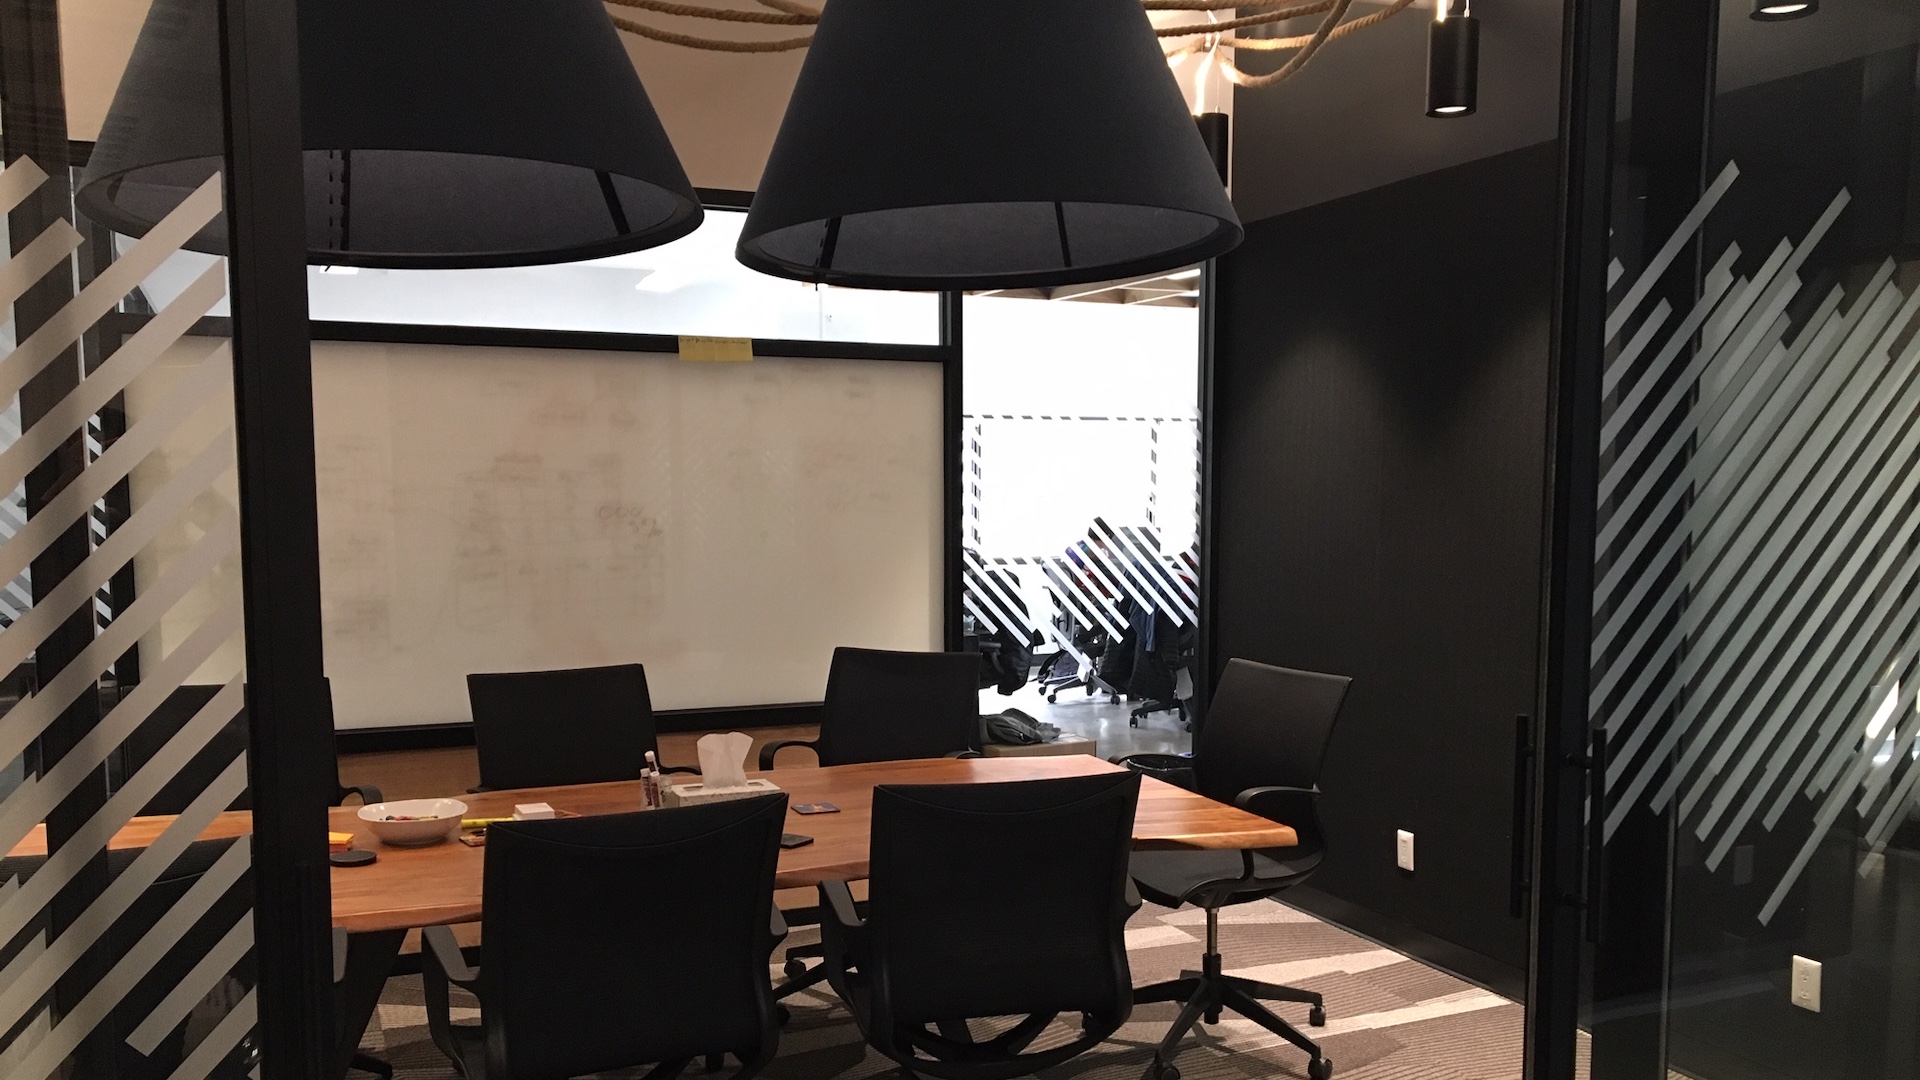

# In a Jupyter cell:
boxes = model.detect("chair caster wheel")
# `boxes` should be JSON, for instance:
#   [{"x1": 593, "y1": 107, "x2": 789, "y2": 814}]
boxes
[
  {"x1": 1047, "y1": 693, "x2": 1057, "y2": 703},
  {"x1": 1308, "y1": 1057, "x2": 1333, "y2": 1080},
  {"x1": 784, "y1": 958, "x2": 807, "y2": 979},
  {"x1": 1144, "y1": 1058, "x2": 1180, "y2": 1080},
  {"x1": 1309, "y1": 1005, "x2": 1326, "y2": 1027}
]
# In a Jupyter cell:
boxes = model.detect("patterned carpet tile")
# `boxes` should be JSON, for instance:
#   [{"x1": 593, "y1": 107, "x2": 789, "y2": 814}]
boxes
[{"x1": 356, "y1": 899, "x2": 1523, "y2": 1080}]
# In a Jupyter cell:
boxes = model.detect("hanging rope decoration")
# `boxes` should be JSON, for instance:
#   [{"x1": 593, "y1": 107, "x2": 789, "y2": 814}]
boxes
[{"x1": 604, "y1": 0, "x2": 1418, "y2": 82}]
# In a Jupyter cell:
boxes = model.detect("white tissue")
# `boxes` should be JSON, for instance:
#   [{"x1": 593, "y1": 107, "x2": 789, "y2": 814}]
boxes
[{"x1": 697, "y1": 731, "x2": 754, "y2": 790}]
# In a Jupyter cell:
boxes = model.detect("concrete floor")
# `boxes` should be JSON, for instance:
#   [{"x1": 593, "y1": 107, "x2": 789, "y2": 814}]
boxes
[{"x1": 979, "y1": 676, "x2": 1192, "y2": 760}]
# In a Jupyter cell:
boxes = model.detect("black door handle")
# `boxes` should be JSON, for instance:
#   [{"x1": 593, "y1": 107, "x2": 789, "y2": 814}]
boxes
[
  {"x1": 1584, "y1": 725, "x2": 1607, "y2": 943},
  {"x1": 1509, "y1": 713, "x2": 1533, "y2": 919}
]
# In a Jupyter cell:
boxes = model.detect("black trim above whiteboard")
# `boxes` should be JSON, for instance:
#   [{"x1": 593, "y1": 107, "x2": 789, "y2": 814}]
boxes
[
  {"x1": 335, "y1": 702, "x2": 828, "y2": 753},
  {"x1": 309, "y1": 319, "x2": 950, "y2": 363}
]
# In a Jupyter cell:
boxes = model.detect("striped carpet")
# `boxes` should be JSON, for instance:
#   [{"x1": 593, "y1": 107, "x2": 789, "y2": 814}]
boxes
[{"x1": 358, "y1": 899, "x2": 1534, "y2": 1080}]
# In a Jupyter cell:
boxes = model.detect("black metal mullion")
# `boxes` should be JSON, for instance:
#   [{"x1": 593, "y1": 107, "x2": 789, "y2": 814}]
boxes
[
  {"x1": 215, "y1": 0, "x2": 335, "y2": 1074},
  {"x1": 941, "y1": 290, "x2": 965, "y2": 652},
  {"x1": 1528, "y1": 0, "x2": 1623, "y2": 1078}
]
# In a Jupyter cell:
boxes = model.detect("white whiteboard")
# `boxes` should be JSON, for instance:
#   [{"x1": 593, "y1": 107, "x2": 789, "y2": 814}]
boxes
[{"x1": 309, "y1": 340, "x2": 944, "y2": 730}]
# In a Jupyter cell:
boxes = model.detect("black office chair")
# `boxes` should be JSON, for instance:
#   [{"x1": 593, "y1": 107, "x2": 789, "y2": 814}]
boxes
[
  {"x1": 421, "y1": 795, "x2": 789, "y2": 1080},
  {"x1": 0, "y1": 837, "x2": 254, "y2": 1079},
  {"x1": 758, "y1": 647, "x2": 983, "y2": 770},
  {"x1": 1118, "y1": 658, "x2": 1350, "y2": 1080},
  {"x1": 118, "y1": 679, "x2": 381, "y2": 815},
  {"x1": 758, "y1": 647, "x2": 982, "y2": 1001},
  {"x1": 817, "y1": 772, "x2": 1142, "y2": 1080},
  {"x1": 464, "y1": 663, "x2": 694, "y2": 791}
]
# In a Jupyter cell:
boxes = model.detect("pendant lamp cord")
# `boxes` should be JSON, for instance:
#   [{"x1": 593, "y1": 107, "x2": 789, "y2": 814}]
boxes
[{"x1": 602, "y1": 0, "x2": 1415, "y2": 76}]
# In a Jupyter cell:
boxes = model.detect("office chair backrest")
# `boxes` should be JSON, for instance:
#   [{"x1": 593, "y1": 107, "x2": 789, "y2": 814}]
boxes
[
  {"x1": 867, "y1": 772, "x2": 1140, "y2": 1024},
  {"x1": 120, "y1": 683, "x2": 251, "y2": 816},
  {"x1": 466, "y1": 663, "x2": 658, "y2": 789},
  {"x1": 480, "y1": 795, "x2": 786, "y2": 1079},
  {"x1": 1, "y1": 838, "x2": 246, "y2": 1078},
  {"x1": 816, "y1": 647, "x2": 982, "y2": 766},
  {"x1": 1196, "y1": 658, "x2": 1350, "y2": 813}
]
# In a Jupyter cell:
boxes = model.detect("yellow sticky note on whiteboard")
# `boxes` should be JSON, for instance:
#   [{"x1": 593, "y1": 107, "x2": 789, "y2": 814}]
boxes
[{"x1": 678, "y1": 336, "x2": 753, "y2": 362}]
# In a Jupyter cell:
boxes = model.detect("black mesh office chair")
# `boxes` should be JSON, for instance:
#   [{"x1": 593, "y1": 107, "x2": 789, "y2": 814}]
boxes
[
  {"x1": 758, "y1": 647, "x2": 983, "y2": 1000},
  {"x1": 119, "y1": 679, "x2": 381, "y2": 814},
  {"x1": 421, "y1": 795, "x2": 789, "y2": 1080},
  {"x1": 465, "y1": 663, "x2": 695, "y2": 791},
  {"x1": 1119, "y1": 658, "x2": 1351, "y2": 1080},
  {"x1": 0, "y1": 837, "x2": 253, "y2": 1079},
  {"x1": 758, "y1": 647, "x2": 983, "y2": 769},
  {"x1": 817, "y1": 772, "x2": 1142, "y2": 1080}
]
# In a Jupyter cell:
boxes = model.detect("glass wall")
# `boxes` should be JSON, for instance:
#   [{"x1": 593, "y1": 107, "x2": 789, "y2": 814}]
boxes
[
  {"x1": 1590, "y1": 1, "x2": 1920, "y2": 1077},
  {"x1": 0, "y1": 0, "x2": 266, "y2": 1075},
  {"x1": 962, "y1": 287, "x2": 1201, "y2": 749}
]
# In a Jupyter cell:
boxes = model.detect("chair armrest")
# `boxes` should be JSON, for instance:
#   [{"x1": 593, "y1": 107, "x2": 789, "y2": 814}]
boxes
[
  {"x1": 331, "y1": 927, "x2": 349, "y2": 984},
  {"x1": 1235, "y1": 785, "x2": 1322, "y2": 847},
  {"x1": 758, "y1": 740, "x2": 818, "y2": 770},
  {"x1": 660, "y1": 764, "x2": 700, "y2": 776},
  {"x1": 771, "y1": 907, "x2": 789, "y2": 941},
  {"x1": 1113, "y1": 753, "x2": 1198, "y2": 792},
  {"x1": 466, "y1": 786, "x2": 490, "y2": 795},
  {"x1": 333, "y1": 783, "x2": 383, "y2": 806},
  {"x1": 943, "y1": 749, "x2": 983, "y2": 759},
  {"x1": 819, "y1": 879, "x2": 865, "y2": 932},
  {"x1": 422, "y1": 925, "x2": 480, "y2": 989}
]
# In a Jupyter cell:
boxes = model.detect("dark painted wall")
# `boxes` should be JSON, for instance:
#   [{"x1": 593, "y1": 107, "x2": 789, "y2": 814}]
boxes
[{"x1": 1210, "y1": 140, "x2": 1561, "y2": 975}]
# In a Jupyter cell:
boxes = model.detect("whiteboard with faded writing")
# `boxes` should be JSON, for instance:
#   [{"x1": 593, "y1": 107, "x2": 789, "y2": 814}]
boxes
[{"x1": 309, "y1": 340, "x2": 944, "y2": 729}]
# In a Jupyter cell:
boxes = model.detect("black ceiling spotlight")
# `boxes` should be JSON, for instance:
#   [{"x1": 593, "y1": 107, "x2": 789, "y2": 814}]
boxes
[
  {"x1": 1751, "y1": 0, "x2": 1818, "y2": 19},
  {"x1": 76, "y1": 0, "x2": 700, "y2": 268},
  {"x1": 736, "y1": 0, "x2": 1243, "y2": 291},
  {"x1": 1426, "y1": 0, "x2": 1480, "y2": 118}
]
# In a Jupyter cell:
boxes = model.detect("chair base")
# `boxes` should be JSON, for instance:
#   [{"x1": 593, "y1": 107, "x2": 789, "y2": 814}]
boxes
[
  {"x1": 1133, "y1": 921, "x2": 1331, "y2": 1080},
  {"x1": 775, "y1": 942, "x2": 831, "y2": 1001},
  {"x1": 348, "y1": 1051, "x2": 394, "y2": 1079}
]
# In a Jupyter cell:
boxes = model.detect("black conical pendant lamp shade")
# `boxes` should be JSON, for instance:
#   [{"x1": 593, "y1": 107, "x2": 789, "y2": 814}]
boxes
[
  {"x1": 736, "y1": 0, "x2": 1242, "y2": 291},
  {"x1": 77, "y1": 0, "x2": 701, "y2": 268}
]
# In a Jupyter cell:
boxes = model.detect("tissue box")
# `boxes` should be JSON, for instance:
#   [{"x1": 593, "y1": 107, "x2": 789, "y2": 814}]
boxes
[
  {"x1": 664, "y1": 778, "x2": 781, "y2": 808},
  {"x1": 512, "y1": 803, "x2": 555, "y2": 820}
]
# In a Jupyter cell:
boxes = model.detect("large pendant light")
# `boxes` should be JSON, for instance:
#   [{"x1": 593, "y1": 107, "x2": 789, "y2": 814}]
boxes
[
  {"x1": 736, "y1": 0, "x2": 1243, "y2": 291},
  {"x1": 77, "y1": 0, "x2": 701, "y2": 268}
]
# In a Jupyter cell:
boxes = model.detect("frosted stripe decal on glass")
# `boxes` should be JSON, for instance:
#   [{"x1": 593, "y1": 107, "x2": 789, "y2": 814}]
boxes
[
  {"x1": 0, "y1": 164, "x2": 257, "y2": 1078},
  {"x1": 1592, "y1": 162, "x2": 1920, "y2": 925}
]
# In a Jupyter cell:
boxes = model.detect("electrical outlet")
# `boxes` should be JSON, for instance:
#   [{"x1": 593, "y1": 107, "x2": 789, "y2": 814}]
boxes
[
  {"x1": 1791, "y1": 955, "x2": 1821, "y2": 1012},
  {"x1": 1396, "y1": 829, "x2": 1415, "y2": 872}
]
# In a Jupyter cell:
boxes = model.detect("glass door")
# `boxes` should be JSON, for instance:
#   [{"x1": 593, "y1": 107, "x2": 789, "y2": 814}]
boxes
[{"x1": 1585, "y1": 2, "x2": 1920, "y2": 1079}]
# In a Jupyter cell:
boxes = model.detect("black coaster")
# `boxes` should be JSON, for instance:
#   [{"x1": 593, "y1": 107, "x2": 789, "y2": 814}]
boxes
[{"x1": 330, "y1": 848, "x2": 377, "y2": 867}]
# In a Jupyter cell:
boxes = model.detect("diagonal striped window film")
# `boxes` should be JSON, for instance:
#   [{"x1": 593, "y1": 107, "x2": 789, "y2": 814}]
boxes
[
  {"x1": 1594, "y1": 155, "x2": 1920, "y2": 926},
  {"x1": 0, "y1": 154, "x2": 259, "y2": 1079}
]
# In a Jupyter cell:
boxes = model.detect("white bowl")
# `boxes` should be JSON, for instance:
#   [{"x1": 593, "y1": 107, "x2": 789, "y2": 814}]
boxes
[{"x1": 358, "y1": 798, "x2": 468, "y2": 847}]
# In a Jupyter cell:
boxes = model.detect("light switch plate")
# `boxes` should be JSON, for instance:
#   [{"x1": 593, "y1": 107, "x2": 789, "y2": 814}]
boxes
[
  {"x1": 1791, "y1": 955, "x2": 1821, "y2": 1012},
  {"x1": 1396, "y1": 830, "x2": 1415, "y2": 872}
]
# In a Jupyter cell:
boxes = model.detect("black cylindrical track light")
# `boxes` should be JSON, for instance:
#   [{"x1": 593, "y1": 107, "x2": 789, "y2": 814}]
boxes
[
  {"x1": 1426, "y1": 0, "x2": 1480, "y2": 118},
  {"x1": 1751, "y1": 0, "x2": 1817, "y2": 19}
]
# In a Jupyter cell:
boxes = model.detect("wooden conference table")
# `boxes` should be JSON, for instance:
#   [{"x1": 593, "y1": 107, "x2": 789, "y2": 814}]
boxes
[{"x1": 11, "y1": 754, "x2": 1294, "y2": 1079}]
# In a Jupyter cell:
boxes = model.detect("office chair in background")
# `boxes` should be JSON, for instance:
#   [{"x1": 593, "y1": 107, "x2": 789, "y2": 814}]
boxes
[
  {"x1": 1118, "y1": 658, "x2": 1351, "y2": 1080},
  {"x1": 0, "y1": 837, "x2": 254, "y2": 1079},
  {"x1": 422, "y1": 795, "x2": 790, "y2": 1080},
  {"x1": 759, "y1": 646, "x2": 983, "y2": 769},
  {"x1": 465, "y1": 663, "x2": 695, "y2": 791},
  {"x1": 758, "y1": 646, "x2": 983, "y2": 1000},
  {"x1": 817, "y1": 772, "x2": 1142, "y2": 1080},
  {"x1": 117, "y1": 677, "x2": 382, "y2": 815}
]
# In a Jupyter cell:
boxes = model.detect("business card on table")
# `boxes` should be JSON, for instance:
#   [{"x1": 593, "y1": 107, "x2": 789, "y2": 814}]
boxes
[{"x1": 792, "y1": 802, "x2": 840, "y2": 815}]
